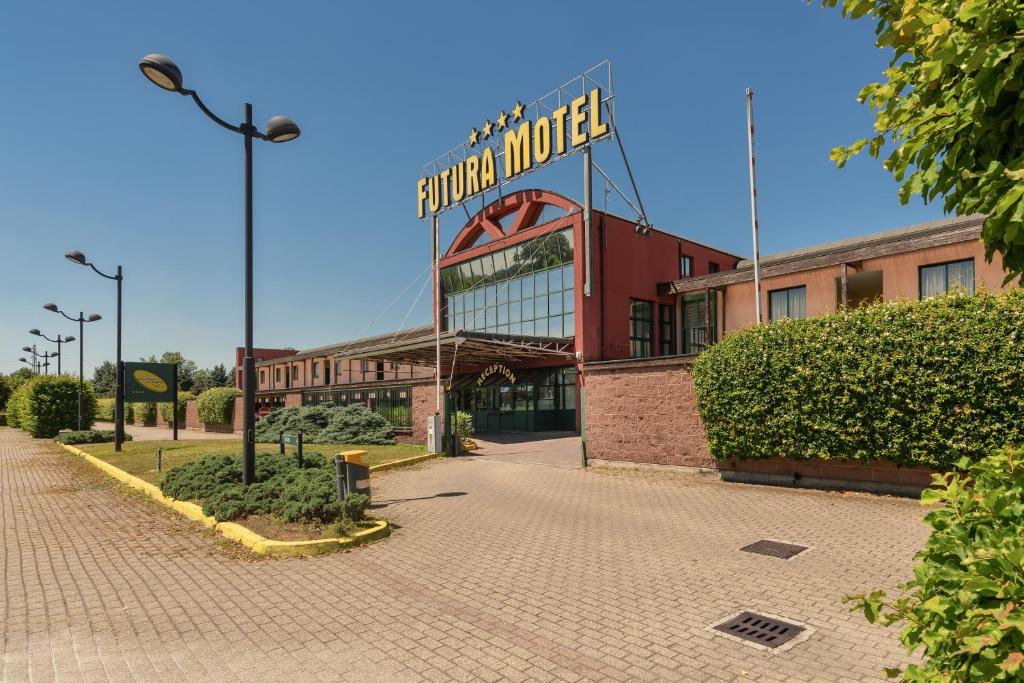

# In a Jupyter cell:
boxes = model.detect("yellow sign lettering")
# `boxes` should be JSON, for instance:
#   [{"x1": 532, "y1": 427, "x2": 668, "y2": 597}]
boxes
[{"x1": 504, "y1": 120, "x2": 532, "y2": 178}]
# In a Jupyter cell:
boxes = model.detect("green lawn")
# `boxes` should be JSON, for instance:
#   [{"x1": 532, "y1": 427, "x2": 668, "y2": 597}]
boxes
[{"x1": 75, "y1": 439, "x2": 428, "y2": 485}]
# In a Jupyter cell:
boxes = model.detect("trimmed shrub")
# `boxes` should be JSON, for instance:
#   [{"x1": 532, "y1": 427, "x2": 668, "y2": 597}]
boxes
[
  {"x1": 160, "y1": 451, "x2": 363, "y2": 524},
  {"x1": 54, "y1": 429, "x2": 131, "y2": 445},
  {"x1": 96, "y1": 398, "x2": 115, "y2": 421},
  {"x1": 159, "y1": 391, "x2": 193, "y2": 424},
  {"x1": 131, "y1": 402, "x2": 157, "y2": 424},
  {"x1": 196, "y1": 387, "x2": 241, "y2": 424},
  {"x1": 453, "y1": 411, "x2": 474, "y2": 439},
  {"x1": 845, "y1": 448, "x2": 1024, "y2": 681},
  {"x1": 6, "y1": 383, "x2": 27, "y2": 428},
  {"x1": 6, "y1": 375, "x2": 97, "y2": 437},
  {"x1": 255, "y1": 404, "x2": 396, "y2": 445},
  {"x1": 693, "y1": 290, "x2": 1024, "y2": 469}
]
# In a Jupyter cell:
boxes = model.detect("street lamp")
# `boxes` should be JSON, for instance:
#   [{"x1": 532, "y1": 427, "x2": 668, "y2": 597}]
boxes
[
  {"x1": 21, "y1": 345, "x2": 57, "y2": 374},
  {"x1": 62, "y1": 253, "x2": 123, "y2": 448},
  {"x1": 139, "y1": 53, "x2": 301, "y2": 485},
  {"x1": 29, "y1": 329, "x2": 75, "y2": 375},
  {"x1": 44, "y1": 304, "x2": 102, "y2": 430}
]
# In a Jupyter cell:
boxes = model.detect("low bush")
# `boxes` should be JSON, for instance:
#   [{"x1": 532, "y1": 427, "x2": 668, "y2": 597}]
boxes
[
  {"x1": 54, "y1": 429, "x2": 131, "y2": 445},
  {"x1": 845, "y1": 447, "x2": 1024, "y2": 681},
  {"x1": 160, "y1": 451, "x2": 369, "y2": 525},
  {"x1": 159, "y1": 391, "x2": 193, "y2": 424},
  {"x1": 693, "y1": 290, "x2": 1024, "y2": 469},
  {"x1": 0, "y1": 411, "x2": 6, "y2": 427},
  {"x1": 6, "y1": 375, "x2": 97, "y2": 437},
  {"x1": 255, "y1": 404, "x2": 396, "y2": 445},
  {"x1": 131, "y1": 402, "x2": 157, "y2": 424},
  {"x1": 196, "y1": 387, "x2": 241, "y2": 424},
  {"x1": 453, "y1": 411, "x2": 474, "y2": 439},
  {"x1": 96, "y1": 398, "x2": 115, "y2": 421}
]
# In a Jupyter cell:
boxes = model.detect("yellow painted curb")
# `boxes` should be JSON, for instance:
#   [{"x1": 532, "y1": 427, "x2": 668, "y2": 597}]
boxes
[
  {"x1": 369, "y1": 452, "x2": 440, "y2": 473},
  {"x1": 57, "y1": 442, "x2": 390, "y2": 556}
]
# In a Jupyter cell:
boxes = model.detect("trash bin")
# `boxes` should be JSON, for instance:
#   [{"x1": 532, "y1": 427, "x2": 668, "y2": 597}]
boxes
[{"x1": 340, "y1": 450, "x2": 371, "y2": 498}]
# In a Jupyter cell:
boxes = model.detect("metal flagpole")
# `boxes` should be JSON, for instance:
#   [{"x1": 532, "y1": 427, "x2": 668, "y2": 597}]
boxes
[
  {"x1": 745, "y1": 88, "x2": 763, "y2": 325},
  {"x1": 432, "y1": 214, "x2": 441, "y2": 412}
]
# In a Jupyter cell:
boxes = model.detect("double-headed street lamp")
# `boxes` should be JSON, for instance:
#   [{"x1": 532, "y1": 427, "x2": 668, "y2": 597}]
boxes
[
  {"x1": 63, "y1": 251, "x2": 123, "y2": 449},
  {"x1": 22, "y1": 345, "x2": 58, "y2": 374},
  {"x1": 139, "y1": 53, "x2": 301, "y2": 485},
  {"x1": 29, "y1": 329, "x2": 75, "y2": 375},
  {"x1": 44, "y1": 305, "x2": 102, "y2": 430},
  {"x1": 18, "y1": 357, "x2": 34, "y2": 372}
]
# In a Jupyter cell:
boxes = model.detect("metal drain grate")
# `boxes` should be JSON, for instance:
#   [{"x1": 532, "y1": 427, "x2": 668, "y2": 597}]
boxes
[
  {"x1": 713, "y1": 612, "x2": 804, "y2": 649},
  {"x1": 740, "y1": 539, "x2": 809, "y2": 559}
]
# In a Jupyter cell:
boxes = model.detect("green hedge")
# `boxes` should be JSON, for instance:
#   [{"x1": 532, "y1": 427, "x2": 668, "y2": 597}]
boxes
[
  {"x1": 159, "y1": 391, "x2": 193, "y2": 424},
  {"x1": 96, "y1": 398, "x2": 115, "y2": 421},
  {"x1": 693, "y1": 290, "x2": 1024, "y2": 469},
  {"x1": 131, "y1": 402, "x2": 157, "y2": 423},
  {"x1": 254, "y1": 405, "x2": 396, "y2": 445},
  {"x1": 6, "y1": 375, "x2": 97, "y2": 437},
  {"x1": 196, "y1": 387, "x2": 241, "y2": 424},
  {"x1": 55, "y1": 429, "x2": 132, "y2": 445}
]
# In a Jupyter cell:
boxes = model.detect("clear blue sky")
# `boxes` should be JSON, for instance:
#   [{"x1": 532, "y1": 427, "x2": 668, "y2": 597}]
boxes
[{"x1": 0, "y1": 1, "x2": 943, "y2": 377}]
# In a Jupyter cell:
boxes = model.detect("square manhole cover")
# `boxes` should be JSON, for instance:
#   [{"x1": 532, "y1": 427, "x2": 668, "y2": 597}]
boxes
[
  {"x1": 712, "y1": 612, "x2": 806, "y2": 650},
  {"x1": 740, "y1": 539, "x2": 809, "y2": 560}
]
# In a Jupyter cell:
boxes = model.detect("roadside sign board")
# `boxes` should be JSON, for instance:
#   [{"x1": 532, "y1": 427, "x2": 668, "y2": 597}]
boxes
[
  {"x1": 123, "y1": 362, "x2": 176, "y2": 402},
  {"x1": 282, "y1": 433, "x2": 301, "y2": 446}
]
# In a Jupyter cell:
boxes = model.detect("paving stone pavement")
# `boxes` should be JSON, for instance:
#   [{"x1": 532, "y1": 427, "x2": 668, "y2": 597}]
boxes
[{"x1": 0, "y1": 428, "x2": 929, "y2": 682}]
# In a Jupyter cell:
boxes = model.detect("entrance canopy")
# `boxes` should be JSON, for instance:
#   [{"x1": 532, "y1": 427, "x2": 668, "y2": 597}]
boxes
[{"x1": 331, "y1": 328, "x2": 575, "y2": 369}]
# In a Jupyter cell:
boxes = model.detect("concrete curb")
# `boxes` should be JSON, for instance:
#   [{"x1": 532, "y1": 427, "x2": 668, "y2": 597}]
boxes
[
  {"x1": 57, "y1": 443, "x2": 390, "y2": 557},
  {"x1": 369, "y1": 452, "x2": 440, "y2": 473}
]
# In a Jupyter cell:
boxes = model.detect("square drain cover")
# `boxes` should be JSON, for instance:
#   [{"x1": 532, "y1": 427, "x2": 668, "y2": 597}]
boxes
[
  {"x1": 740, "y1": 539, "x2": 808, "y2": 559},
  {"x1": 713, "y1": 612, "x2": 805, "y2": 649}
]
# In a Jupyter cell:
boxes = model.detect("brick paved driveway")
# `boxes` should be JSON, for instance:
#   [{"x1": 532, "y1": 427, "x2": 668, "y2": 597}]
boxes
[{"x1": 1, "y1": 428, "x2": 928, "y2": 681}]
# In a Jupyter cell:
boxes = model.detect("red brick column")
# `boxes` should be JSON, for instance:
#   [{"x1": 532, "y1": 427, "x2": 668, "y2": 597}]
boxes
[{"x1": 408, "y1": 382, "x2": 439, "y2": 446}]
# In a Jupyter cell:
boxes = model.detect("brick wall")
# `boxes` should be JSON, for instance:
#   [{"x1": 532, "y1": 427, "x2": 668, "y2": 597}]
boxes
[
  {"x1": 285, "y1": 393, "x2": 302, "y2": 407},
  {"x1": 407, "y1": 382, "x2": 439, "y2": 446},
  {"x1": 183, "y1": 397, "x2": 241, "y2": 434},
  {"x1": 583, "y1": 354, "x2": 934, "y2": 494},
  {"x1": 584, "y1": 356, "x2": 714, "y2": 469}
]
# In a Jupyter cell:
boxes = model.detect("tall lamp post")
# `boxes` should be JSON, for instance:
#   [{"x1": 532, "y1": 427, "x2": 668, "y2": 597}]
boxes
[
  {"x1": 21, "y1": 345, "x2": 58, "y2": 374},
  {"x1": 138, "y1": 53, "x2": 301, "y2": 485},
  {"x1": 63, "y1": 251, "x2": 123, "y2": 449},
  {"x1": 44, "y1": 304, "x2": 102, "y2": 430},
  {"x1": 18, "y1": 357, "x2": 34, "y2": 372},
  {"x1": 29, "y1": 329, "x2": 75, "y2": 375}
]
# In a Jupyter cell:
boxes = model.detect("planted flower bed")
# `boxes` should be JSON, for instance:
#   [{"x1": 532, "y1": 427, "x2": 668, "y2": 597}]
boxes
[{"x1": 160, "y1": 451, "x2": 374, "y2": 541}]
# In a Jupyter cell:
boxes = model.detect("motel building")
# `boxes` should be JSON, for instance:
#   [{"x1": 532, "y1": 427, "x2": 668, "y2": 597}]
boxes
[
  {"x1": 250, "y1": 187, "x2": 739, "y2": 443},
  {"x1": 246, "y1": 197, "x2": 1009, "y2": 455}
]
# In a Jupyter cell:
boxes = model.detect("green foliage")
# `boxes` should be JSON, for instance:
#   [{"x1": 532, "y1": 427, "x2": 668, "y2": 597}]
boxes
[
  {"x1": 96, "y1": 398, "x2": 115, "y2": 421},
  {"x1": 6, "y1": 367, "x2": 34, "y2": 392},
  {"x1": 453, "y1": 411, "x2": 475, "y2": 439},
  {"x1": 254, "y1": 405, "x2": 396, "y2": 445},
  {"x1": 846, "y1": 448, "x2": 1024, "y2": 681},
  {"x1": 91, "y1": 361, "x2": 117, "y2": 396},
  {"x1": 5, "y1": 375, "x2": 97, "y2": 437},
  {"x1": 159, "y1": 391, "x2": 193, "y2": 424},
  {"x1": 0, "y1": 375, "x2": 11, "y2": 412},
  {"x1": 195, "y1": 387, "x2": 241, "y2": 424},
  {"x1": 342, "y1": 492, "x2": 370, "y2": 522},
  {"x1": 54, "y1": 429, "x2": 131, "y2": 445},
  {"x1": 131, "y1": 402, "x2": 157, "y2": 424},
  {"x1": 818, "y1": 0, "x2": 1024, "y2": 280},
  {"x1": 0, "y1": 411, "x2": 6, "y2": 427},
  {"x1": 693, "y1": 290, "x2": 1024, "y2": 469},
  {"x1": 160, "y1": 451, "x2": 366, "y2": 525}
]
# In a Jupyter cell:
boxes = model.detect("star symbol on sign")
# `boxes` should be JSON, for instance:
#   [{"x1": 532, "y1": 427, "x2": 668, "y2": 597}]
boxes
[
  {"x1": 496, "y1": 111, "x2": 509, "y2": 130},
  {"x1": 481, "y1": 120, "x2": 494, "y2": 139},
  {"x1": 511, "y1": 101, "x2": 525, "y2": 121},
  {"x1": 468, "y1": 127, "x2": 479, "y2": 147}
]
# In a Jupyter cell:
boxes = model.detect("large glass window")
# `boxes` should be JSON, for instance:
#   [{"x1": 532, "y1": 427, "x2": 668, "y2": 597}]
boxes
[
  {"x1": 440, "y1": 228, "x2": 575, "y2": 337},
  {"x1": 769, "y1": 286, "x2": 807, "y2": 321},
  {"x1": 920, "y1": 259, "x2": 974, "y2": 299},
  {"x1": 630, "y1": 299, "x2": 654, "y2": 358},
  {"x1": 659, "y1": 303, "x2": 676, "y2": 356}
]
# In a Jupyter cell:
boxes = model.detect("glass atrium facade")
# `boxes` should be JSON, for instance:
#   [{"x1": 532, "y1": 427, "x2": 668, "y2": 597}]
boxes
[{"x1": 441, "y1": 228, "x2": 575, "y2": 338}]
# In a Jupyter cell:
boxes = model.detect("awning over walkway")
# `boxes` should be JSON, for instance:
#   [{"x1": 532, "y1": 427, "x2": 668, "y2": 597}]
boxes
[{"x1": 330, "y1": 329, "x2": 575, "y2": 368}]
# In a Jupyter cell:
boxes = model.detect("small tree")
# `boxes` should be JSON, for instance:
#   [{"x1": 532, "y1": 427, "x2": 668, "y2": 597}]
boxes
[
  {"x1": 159, "y1": 352, "x2": 198, "y2": 391},
  {"x1": 91, "y1": 361, "x2": 117, "y2": 396},
  {"x1": 209, "y1": 363, "x2": 232, "y2": 387},
  {"x1": 819, "y1": 0, "x2": 1024, "y2": 279}
]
